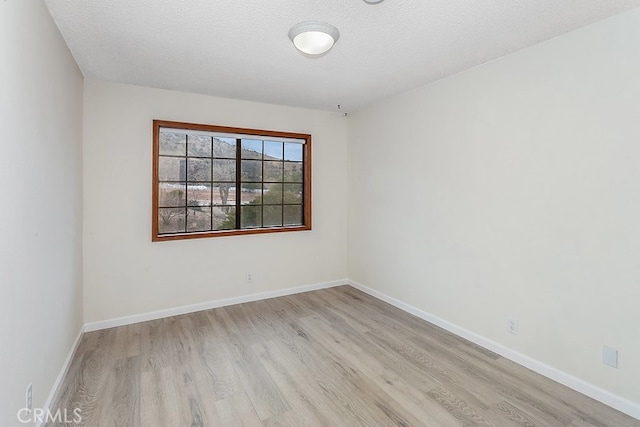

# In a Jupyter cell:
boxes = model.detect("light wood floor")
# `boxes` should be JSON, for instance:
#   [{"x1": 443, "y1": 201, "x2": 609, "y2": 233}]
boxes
[{"x1": 49, "y1": 286, "x2": 638, "y2": 426}]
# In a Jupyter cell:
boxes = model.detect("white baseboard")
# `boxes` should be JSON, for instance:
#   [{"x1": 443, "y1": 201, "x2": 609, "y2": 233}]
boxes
[
  {"x1": 37, "y1": 326, "x2": 84, "y2": 427},
  {"x1": 84, "y1": 279, "x2": 347, "y2": 332},
  {"x1": 348, "y1": 279, "x2": 640, "y2": 421}
]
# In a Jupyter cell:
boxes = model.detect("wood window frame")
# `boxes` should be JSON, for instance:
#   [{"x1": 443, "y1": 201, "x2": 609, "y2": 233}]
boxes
[{"x1": 152, "y1": 120, "x2": 311, "y2": 241}]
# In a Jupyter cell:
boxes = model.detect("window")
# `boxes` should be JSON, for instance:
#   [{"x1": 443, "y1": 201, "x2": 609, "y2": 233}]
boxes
[{"x1": 153, "y1": 120, "x2": 311, "y2": 241}]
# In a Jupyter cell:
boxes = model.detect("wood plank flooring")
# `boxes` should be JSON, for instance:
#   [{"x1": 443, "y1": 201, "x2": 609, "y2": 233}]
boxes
[{"x1": 47, "y1": 286, "x2": 639, "y2": 426}]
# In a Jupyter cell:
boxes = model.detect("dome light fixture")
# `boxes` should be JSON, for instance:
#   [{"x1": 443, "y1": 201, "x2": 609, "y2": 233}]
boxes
[
  {"x1": 288, "y1": 21, "x2": 340, "y2": 57},
  {"x1": 363, "y1": 0, "x2": 385, "y2": 3}
]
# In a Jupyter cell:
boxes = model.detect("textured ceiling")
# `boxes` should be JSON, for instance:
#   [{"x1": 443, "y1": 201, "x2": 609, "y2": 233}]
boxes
[{"x1": 45, "y1": 0, "x2": 640, "y2": 112}]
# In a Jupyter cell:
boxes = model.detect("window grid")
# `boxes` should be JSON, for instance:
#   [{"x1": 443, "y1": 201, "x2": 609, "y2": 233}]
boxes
[
  {"x1": 153, "y1": 121, "x2": 310, "y2": 241},
  {"x1": 237, "y1": 139, "x2": 304, "y2": 230}
]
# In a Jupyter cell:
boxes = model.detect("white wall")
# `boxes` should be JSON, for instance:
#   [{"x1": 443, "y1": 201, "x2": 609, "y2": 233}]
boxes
[
  {"x1": 0, "y1": 1, "x2": 84, "y2": 425},
  {"x1": 82, "y1": 80, "x2": 348, "y2": 323},
  {"x1": 349, "y1": 9, "x2": 640, "y2": 406}
]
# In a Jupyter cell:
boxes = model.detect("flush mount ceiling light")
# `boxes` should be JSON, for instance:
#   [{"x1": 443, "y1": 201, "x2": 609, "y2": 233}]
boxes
[
  {"x1": 288, "y1": 21, "x2": 340, "y2": 57},
  {"x1": 363, "y1": 0, "x2": 385, "y2": 3}
]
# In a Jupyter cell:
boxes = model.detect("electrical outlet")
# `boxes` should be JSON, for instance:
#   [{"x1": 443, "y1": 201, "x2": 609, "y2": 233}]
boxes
[
  {"x1": 507, "y1": 318, "x2": 519, "y2": 335},
  {"x1": 26, "y1": 383, "x2": 32, "y2": 411},
  {"x1": 602, "y1": 345, "x2": 618, "y2": 368},
  {"x1": 246, "y1": 273, "x2": 254, "y2": 284}
]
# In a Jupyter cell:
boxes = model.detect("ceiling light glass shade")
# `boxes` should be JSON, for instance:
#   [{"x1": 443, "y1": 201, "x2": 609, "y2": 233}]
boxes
[
  {"x1": 289, "y1": 22, "x2": 340, "y2": 56},
  {"x1": 363, "y1": 0, "x2": 384, "y2": 3}
]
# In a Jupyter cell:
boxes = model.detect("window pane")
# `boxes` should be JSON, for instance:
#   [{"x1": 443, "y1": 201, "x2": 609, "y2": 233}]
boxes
[
  {"x1": 240, "y1": 184, "x2": 261, "y2": 205},
  {"x1": 283, "y1": 183, "x2": 303, "y2": 203},
  {"x1": 284, "y1": 143, "x2": 303, "y2": 161},
  {"x1": 159, "y1": 132, "x2": 186, "y2": 156},
  {"x1": 212, "y1": 184, "x2": 236, "y2": 205},
  {"x1": 241, "y1": 139, "x2": 262, "y2": 159},
  {"x1": 263, "y1": 184, "x2": 283, "y2": 205},
  {"x1": 187, "y1": 158, "x2": 211, "y2": 181},
  {"x1": 187, "y1": 207, "x2": 211, "y2": 232},
  {"x1": 187, "y1": 183, "x2": 211, "y2": 207},
  {"x1": 213, "y1": 159, "x2": 235, "y2": 181},
  {"x1": 241, "y1": 205, "x2": 261, "y2": 228},
  {"x1": 159, "y1": 183, "x2": 185, "y2": 207},
  {"x1": 158, "y1": 208, "x2": 186, "y2": 234},
  {"x1": 283, "y1": 205, "x2": 303, "y2": 226},
  {"x1": 213, "y1": 137, "x2": 237, "y2": 158},
  {"x1": 263, "y1": 206, "x2": 283, "y2": 227},
  {"x1": 159, "y1": 157, "x2": 186, "y2": 181},
  {"x1": 284, "y1": 162, "x2": 303, "y2": 182},
  {"x1": 212, "y1": 205, "x2": 236, "y2": 230},
  {"x1": 187, "y1": 135, "x2": 212, "y2": 157},
  {"x1": 241, "y1": 160, "x2": 262, "y2": 182},
  {"x1": 263, "y1": 161, "x2": 283, "y2": 182},
  {"x1": 264, "y1": 141, "x2": 283, "y2": 160},
  {"x1": 154, "y1": 122, "x2": 310, "y2": 239}
]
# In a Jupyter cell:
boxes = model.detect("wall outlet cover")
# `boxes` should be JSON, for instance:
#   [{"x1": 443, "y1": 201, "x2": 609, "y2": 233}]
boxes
[
  {"x1": 602, "y1": 345, "x2": 618, "y2": 368},
  {"x1": 26, "y1": 383, "x2": 32, "y2": 411}
]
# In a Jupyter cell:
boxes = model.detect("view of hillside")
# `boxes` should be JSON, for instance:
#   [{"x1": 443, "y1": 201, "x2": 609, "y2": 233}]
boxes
[{"x1": 157, "y1": 131, "x2": 304, "y2": 234}]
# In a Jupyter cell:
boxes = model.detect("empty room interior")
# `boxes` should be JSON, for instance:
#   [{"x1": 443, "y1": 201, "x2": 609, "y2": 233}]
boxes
[{"x1": 2, "y1": 0, "x2": 640, "y2": 425}]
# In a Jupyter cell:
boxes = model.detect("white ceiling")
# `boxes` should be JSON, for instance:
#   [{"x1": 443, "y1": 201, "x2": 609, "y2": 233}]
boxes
[{"x1": 45, "y1": 0, "x2": 640, "y2": 113}]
